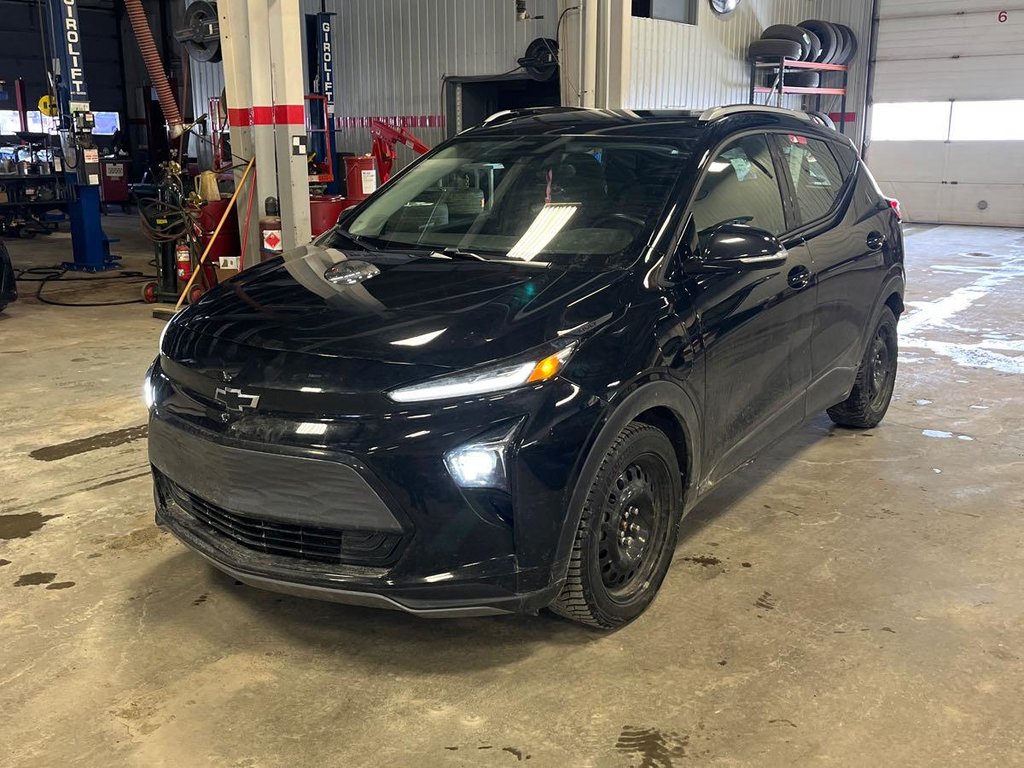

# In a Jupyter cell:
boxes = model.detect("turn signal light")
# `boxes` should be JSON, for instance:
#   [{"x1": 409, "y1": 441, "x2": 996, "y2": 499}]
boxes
[
  {"x1": 888, "y1": 198, "x2": 903, "y2": 222},
  {"x1": 527, "y1": 352, "x2": 565, "y2": 383}
]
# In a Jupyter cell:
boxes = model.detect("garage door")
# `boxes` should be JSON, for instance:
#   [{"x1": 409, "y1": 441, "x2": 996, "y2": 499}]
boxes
[{"x1": 865, "y1": 1, "x2": 1024, "y2": 226}]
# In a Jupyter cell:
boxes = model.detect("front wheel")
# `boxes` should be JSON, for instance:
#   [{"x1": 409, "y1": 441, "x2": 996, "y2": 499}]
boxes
[
  {"x1": 827, "y1": 307, "x2": 898, "y2": 429},
  {"x1": 550, "y1": 422, "x2": 682, "y2": 629}
]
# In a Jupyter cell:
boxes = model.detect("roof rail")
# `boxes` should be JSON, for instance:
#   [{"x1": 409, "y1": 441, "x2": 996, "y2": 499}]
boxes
[
  {"x1": 483, "y1": 109, "x2": 515, "y2": 124},
  {"x1": 482, "y1": 106, "x2": 589, "y2": 125},
  {"x1": 699, "y1": 105, "x2": 815, "y2": 124}
]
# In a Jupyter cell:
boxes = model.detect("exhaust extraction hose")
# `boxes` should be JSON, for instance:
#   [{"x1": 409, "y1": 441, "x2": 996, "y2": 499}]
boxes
[{"x1": 124, "y1": 0, "x2": 185, "y2": 139}]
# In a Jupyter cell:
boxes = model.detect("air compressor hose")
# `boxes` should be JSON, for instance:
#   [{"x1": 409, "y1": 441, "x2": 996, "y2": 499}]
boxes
[{"x1": 124, "y1": 0, "x2": 185, "y2": 138}]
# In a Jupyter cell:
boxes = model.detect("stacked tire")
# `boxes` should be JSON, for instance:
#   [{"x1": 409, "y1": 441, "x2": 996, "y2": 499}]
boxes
[{"x1": 748, "y1": 20, "x2": 858, "y2": 65}]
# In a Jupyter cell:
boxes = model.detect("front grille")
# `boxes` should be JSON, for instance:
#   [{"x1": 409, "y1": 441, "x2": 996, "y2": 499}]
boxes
[{"x1": 158, "y1": 474, "x2": 403, "y2": 567}]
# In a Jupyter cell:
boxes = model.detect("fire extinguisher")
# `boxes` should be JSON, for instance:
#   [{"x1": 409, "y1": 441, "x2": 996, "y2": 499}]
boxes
[
  {"x1": 260, "y1": 197, "x2": 283, "y2": 262},
  {"x1": 175, "y1": 241, "x2": 192, "y2": 282}
]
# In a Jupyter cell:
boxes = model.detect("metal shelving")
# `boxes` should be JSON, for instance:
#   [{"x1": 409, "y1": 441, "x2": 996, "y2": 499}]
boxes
[{"x1": 749, "y1": 58, "x2": 850, "y2": 134}]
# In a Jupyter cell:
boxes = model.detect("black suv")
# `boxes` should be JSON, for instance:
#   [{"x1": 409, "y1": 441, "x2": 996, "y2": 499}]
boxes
[{"x1": 147, "y1": 107, "x2": 904, "y2": 628}]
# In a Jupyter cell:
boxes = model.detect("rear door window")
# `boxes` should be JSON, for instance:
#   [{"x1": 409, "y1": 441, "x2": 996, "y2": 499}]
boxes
[
  {"x1": 690, "y1": 133, "x2": 787, "y2": 238},
  {"x1": 775, "y1": 135, "x2": 846, "y2": 225}
]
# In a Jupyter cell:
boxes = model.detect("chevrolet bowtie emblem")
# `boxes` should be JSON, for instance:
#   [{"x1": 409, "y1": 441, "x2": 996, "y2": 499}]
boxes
[{"x1": 214, "y1": 387, "x2": 260, "y2": 412}]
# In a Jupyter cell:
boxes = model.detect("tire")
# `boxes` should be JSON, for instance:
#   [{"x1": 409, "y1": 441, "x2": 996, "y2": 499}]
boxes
[
  {"x1": 832, "y1": 23, "x2": 852, "y2": 64},
  {"x1": 800, "y1": 20, "x2": 839, "y2": 63},
  {"x1": 801, "y1": 29, "x2": 823, "y2": 63},
  {"x1": 763, "y1": 70, "x2": 820, "y2": 88},
  {"x1": 761, "y1": 24, "x2": 813, "y2": 60},
  {"x1": 550, "y1": 422, "x2": 683, "y2": 629},
  {"x1": 827, "y1": 307, "x2": 898, "y2": 429},
  {"x1": 748, "y1": 38, "x2": 803, "y2": 61},
  {"x1": 0, "y1": 304, "x2": 7, "y2": 313},
  {"x1": 835, "y1": 23, "x2": 858, "y2": 64},
  {"x1": 810, "y1": 111, "x2": 836, "y2": 130}
]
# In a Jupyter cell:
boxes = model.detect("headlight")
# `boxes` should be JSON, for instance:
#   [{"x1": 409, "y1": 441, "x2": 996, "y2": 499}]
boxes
[
  {"x1": 444, "y1": 421, "x2": 521, "y2": 490},
  {"x1": 388, "y1": 341, "x2": 577, "y2": 403}
]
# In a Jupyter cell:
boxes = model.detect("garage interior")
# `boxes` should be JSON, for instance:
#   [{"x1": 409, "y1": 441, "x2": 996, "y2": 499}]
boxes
[{"x1": 2, "y1": 1, "x2": 1023, "y2": 766}]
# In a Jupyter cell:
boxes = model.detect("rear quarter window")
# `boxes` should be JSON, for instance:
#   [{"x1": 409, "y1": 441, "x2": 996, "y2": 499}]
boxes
[{"x1": 776, "y1": 135, "x2": 846, "y2": 225}]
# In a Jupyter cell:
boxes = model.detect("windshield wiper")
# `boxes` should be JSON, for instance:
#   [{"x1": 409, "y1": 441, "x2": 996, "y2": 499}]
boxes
[
  {"x1": 428, "y1": 247, "x2": 489, "y2": 262},
  {"x1": 333, "y1": 228, "x2": 379, "y2": 251}
]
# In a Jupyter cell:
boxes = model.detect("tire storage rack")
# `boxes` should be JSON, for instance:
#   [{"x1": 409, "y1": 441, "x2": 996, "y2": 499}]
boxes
[
  {"x1": 746, "y1": 20, "x2": 858, "y2": 136},
  {"x1": 748, "y1": 58, "x2": 849, "y2": 134}
]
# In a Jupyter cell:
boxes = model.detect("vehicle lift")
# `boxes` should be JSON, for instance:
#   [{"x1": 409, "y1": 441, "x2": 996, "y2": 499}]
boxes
[{"x1": 43, "y1": 0, "x2": 118, "y2": 271}]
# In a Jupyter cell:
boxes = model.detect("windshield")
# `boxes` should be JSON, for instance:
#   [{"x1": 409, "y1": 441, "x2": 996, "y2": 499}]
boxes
[{"x1": 340, "y1": 135, "x2": 693, "y2": 269}]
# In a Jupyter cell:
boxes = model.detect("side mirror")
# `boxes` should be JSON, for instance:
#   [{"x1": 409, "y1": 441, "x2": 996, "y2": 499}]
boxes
[{"x1": 698, "y1": 224, "x2": 788, "y2": 271}]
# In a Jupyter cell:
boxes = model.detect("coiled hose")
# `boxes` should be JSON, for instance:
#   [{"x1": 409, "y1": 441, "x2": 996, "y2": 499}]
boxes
[{"x1": 124, "y1": 0, "x2": 184, "y2": 138}]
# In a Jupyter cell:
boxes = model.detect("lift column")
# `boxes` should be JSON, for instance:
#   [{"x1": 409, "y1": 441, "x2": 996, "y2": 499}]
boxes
[
  {"x1": 269, "y1": 0, "x2": 312, "y2": 251},
  {"x1": 46, "y1": 0, "x2": 118, "y2": 271},
  {"x1": 219, "y1": 0, "x2": 311, "y2": 267}
]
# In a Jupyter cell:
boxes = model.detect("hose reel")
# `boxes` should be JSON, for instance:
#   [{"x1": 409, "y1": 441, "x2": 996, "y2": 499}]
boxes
[{"x1": 175, "y1": 1, "x2": 222, "y2": 63}]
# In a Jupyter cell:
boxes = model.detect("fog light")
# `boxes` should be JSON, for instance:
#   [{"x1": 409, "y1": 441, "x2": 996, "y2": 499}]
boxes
[
  {"x1": 444, "y1": 421, "x2": 522, "y2": 491},
  {"x1": 446, "y1": 448, "x2": 499, "y2": 487}
]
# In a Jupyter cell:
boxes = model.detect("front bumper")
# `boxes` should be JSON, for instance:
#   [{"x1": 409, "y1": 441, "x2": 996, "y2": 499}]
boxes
[
  {"x1": 156, "y1": 483, "x2": 560, "y2": 616},
  {"x1": 149, "y1": 360, "x2": 604, "y2": 616}
]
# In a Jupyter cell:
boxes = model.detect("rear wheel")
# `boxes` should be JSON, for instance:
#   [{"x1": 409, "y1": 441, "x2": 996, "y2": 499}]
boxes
[
  {"x1": 550, "y1": 422, "x2": 682, "y2": 629},
  {"x1": 828, "y1": 307, "x2": 898, "y2": 428}
]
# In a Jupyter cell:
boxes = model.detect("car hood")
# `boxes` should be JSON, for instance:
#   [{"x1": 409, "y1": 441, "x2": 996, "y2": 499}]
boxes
[{"x1": 163, "y1": 243, "x2": 627, "y2": 392}]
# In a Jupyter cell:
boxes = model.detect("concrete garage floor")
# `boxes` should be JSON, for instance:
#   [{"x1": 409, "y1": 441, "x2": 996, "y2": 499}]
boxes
[{"x1": 1, "y1": 217, "x2": 1022, "y2": 767}]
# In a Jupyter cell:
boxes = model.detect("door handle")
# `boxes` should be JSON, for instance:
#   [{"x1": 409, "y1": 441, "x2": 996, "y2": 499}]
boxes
[
  {"x1": 866, "y1": 231, "x2": 887, "y2": 251},
  {"x1": 787, "y1": 265, "x2": 811, "y2": 290}
]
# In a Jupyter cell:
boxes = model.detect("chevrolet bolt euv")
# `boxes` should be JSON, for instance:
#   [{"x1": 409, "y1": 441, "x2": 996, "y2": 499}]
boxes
[{"x1": 146, "y1": 107, "x2": 904, "y2": 628}]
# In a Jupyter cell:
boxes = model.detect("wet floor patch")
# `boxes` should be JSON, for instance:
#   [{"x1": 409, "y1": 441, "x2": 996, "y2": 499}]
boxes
[
  {"x1": 922, "y1": 430, "x2": 975, "y2": 441},
  {"x1": 14, "y1": 572, "x2": 56, "y2": 586},
  {"x1": 45, "y1": 581, "x2": 75, "y2": 590},
  {"x1": 0, "y1": 512, "x2": 62, "y2": 540},
  {"x1": 29, "y1": 425, "x2": 148, "y2": 462}
]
